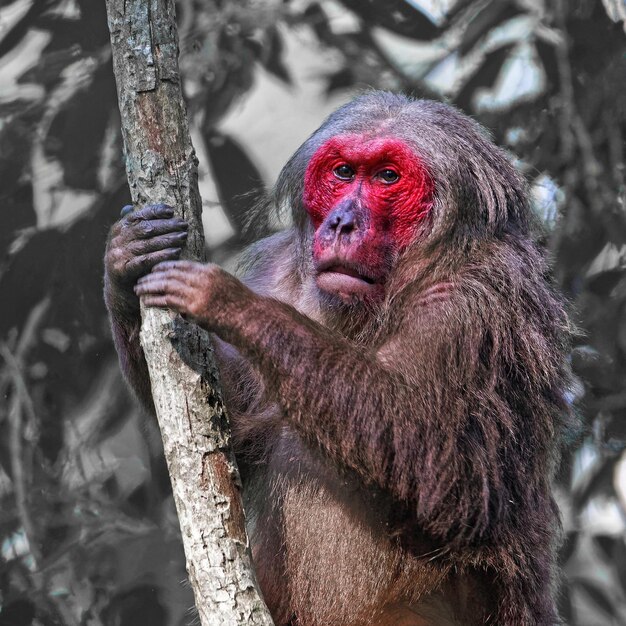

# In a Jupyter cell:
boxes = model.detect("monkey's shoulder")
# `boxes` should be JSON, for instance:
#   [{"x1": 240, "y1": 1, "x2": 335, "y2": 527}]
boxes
[{"x1": 238, "y1": 229, "x2": 302, "y2": 303}]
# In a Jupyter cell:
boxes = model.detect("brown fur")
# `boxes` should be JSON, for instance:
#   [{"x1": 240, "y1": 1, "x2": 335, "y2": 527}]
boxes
[{"x1": 105, "y1": 92, "x2": 571, "y2": 625}]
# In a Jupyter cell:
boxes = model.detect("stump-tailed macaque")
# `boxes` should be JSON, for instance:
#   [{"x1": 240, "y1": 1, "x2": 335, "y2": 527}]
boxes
[{"x1": 105, "y1": 92, "x2": 569, "y2": 626}]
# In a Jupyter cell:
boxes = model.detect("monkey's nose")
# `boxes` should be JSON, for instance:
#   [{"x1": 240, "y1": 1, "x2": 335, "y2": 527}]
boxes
[
  {"x1": 330, "y1": 213, "x2": 355, "y2": 235},
  {"x1": 323, "y1": 204, "x2": 356, "y2": 241}
]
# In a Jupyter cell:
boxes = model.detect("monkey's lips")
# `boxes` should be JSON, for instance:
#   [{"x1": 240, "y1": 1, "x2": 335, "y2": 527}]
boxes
[{"x1": 315, "y1": 263, "x2": 382, "y2": 300}]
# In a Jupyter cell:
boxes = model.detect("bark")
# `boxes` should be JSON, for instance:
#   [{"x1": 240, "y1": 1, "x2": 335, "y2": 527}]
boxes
[{"x1": 105, "y1": 1, "x2": 274, "y2": 624}]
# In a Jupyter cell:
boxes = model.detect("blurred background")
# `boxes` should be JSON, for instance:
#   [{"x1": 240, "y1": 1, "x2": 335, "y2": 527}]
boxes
[{"x1": 0, "y1": 0, "x2": 625, "y2": 624}]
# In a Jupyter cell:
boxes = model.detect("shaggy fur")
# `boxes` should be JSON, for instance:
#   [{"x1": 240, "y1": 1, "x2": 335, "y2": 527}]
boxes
[{"x1": 105, "y1": 92, "x2": 571, "y2": 626}]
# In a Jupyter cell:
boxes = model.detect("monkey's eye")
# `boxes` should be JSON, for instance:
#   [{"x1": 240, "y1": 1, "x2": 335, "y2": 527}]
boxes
[
  {"x1": 333, "y1": 164, "x2": 355, "y2": 181},
  {"x1": 376, "y1": 169, "x2": 400, "y2": 184}
]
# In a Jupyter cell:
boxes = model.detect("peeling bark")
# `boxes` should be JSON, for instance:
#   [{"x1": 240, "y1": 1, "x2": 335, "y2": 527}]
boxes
[{"x1": 105, "y1": 1, "x2": 274, "y2": 624}]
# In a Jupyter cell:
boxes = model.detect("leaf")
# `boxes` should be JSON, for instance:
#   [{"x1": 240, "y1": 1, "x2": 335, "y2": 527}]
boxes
[
  {"x1": 0, "y1": 99, "x2": 39, "y2": 118},
  {"x1": 260, "y1": 28, "x2": 292, "y2": 85},
  {"x1": 42, "y1": 523, "x2": 71, "y2": 560},
  {"x1": 572, "y1": 456, "x2": 618, "y2": 511},
  {"x1": 593, "y1": 534, "x2": 616, "y2": 562},
  {"x1": 535, "y1": 39, "x2": 559, "y2": 88},
  {"x1": 303, "y1": 2, "x2": 334, "y2": 44},
  {"x1": 558, "y1": 531, "x2": 579, "y2": 566},
  {"x1": 585, "y1": 269, "x2": 625, "y2": 297},
  {"x1": 18, "y1": 45, "x2": 84, "y2": 88},
  {"x1": 616, "y1": 540, "x2": 626, "y2": 591},
  {"x1": 44, "y1": 63, "x2": 117, "y2": 190},
  {"x1": 576, "y1": 580, "x2": 616, "y2": 619},
  {"x1": 38, "y1": 0, "x2": 111, "y2": 54},
  {"x1": 0, "y1": 182, "x2": 128, "y2": 339},
  {"x1": 0, "y1": 117, "x2": 37, "y2": 256},
  {"x1": 0, "y1": 0, "x2": 56, "y2": 60},
  {"x1": 570, "y1": 345, "x2": 615, "y2": 392},
  {"x1": 0, "y1": 599, "x2": 36, "y2": 626},
  {"x1": 0, "y1": 229, "x2": 61, "y2": 336},
  {"x1": 325, "y1": 67, "x2": 356, "y2": 95},
  {"x1": 455, "y1": 44, "x2": 514, "y2": 111},
  {"x1": 203, "y1": 129, "x2": 265, "y2": 240},
  {"x1": 103, "y1": 585, "x2": 167, "y2": 626},
  {"x1": 458, "y1": 0, "x2": 521, "y2": 55},
  {"x1": 602, "y1": 0, "x2": 626, "y2": 28},
  {"x1": 586, "y1": 242, "x2": 626, "y2": 278},
  {"x1": 338, "y1": 0, "x2": 440, "y2": 40}
]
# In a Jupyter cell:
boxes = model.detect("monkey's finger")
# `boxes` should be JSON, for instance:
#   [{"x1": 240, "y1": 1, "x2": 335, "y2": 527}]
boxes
[
  {"x1": 113, "y1": 220, "x2": 186, "y2": 251},
  {"x1": 129, "y1": 232, "x2": 188, "y2": 255},
  {"x1": 125, "y1": 248, "x2": 182, "y2": 277},
  {"x1": 140, "y1": 266, "x2": 210, "y2": 292},
  {"x1": 130, "y1": 218, "x2": 188, "y2": 239},
  {"x1": 126, "y1": 204, "x2": 175, "y2": 223},
  {"x1": 141, "y1": 294, "x2": 186, "y2": 310},
  {"x1": 134, "y1": 275, "x2": 191, "y2": 298},
  {"x1": 120, "y1": 204, "x2": 134, "y2": 218},
  {"x1": 150, "y1": 260, "x2": 204, "y2": 275},
  {"x1": 135, "y1": 269, "x2": 198, "y2": 292},
  {"x1": 134, "y1": 274, "x2": 169, "y2": 292}
]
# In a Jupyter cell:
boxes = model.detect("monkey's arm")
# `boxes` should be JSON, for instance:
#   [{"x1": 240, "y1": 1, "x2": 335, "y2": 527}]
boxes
[
  {"x1": 136, "y1": 260, "x2": 561, "y2": 542},
  {"x1": 104, "y1": 208, "x2": 296, "y2": 418},
  {"x1": 104, "y1": 277, "x2": 156, "y2": 413}
]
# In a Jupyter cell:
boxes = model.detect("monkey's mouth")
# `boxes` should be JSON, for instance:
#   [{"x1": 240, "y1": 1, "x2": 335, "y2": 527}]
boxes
[
  {"x1": 315, "y1": 262, "x2": 381, "y2": 300},
  {"x1": 324, "y1": 265, "x2": 375, "y2": 284}
]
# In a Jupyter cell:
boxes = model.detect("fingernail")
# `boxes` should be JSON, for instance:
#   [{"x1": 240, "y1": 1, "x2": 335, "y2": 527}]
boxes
[{"x1": 120, "y1": 205, "x2": 134, "y2": 217}]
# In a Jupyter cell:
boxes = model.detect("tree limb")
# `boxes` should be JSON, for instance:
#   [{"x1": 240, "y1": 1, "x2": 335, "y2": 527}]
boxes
[{"x1": 105, "y1": 1, "x2": 274, "y2": 623}]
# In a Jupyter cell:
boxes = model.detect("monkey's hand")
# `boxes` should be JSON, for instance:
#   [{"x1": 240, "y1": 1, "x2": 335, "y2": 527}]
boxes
[
  {"x1": 135, "y1": 260, "x2": 252, "y2": 331},
  {"x1": 104, "y1": 204, "x2": 189, "y2": 316}
]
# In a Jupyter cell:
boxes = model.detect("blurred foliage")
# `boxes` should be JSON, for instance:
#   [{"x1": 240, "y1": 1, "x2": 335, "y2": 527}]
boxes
[{"x1": 0, "y1": 0, "x2": 625, "y2": 624}]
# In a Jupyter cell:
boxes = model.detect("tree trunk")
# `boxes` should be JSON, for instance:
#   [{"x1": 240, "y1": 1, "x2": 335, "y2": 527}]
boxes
[{"x1": 104, "y1": 1, "x2": 274, "y2": 624}]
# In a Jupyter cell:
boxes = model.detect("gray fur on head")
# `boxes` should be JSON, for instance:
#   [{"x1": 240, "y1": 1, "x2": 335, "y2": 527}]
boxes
[{"x1": 274, "y1": 91, "x2": 531, "y2": 245}]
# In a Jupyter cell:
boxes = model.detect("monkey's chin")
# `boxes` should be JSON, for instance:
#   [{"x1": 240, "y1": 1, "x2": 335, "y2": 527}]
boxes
[{"x1": 316, "y1": 271, "x2": 383, "y2": 304}]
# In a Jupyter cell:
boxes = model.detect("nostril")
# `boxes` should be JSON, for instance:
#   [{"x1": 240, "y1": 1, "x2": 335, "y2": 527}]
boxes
[
  {"x1": 323, "y1": 204, "x2": 357, "y2": 237},
  {"x1": 336, "y1": 215, "x2": 355, "y2": 236},
  {"x1": 339, "y1": 220, "x2": 354, "y2": 234}
]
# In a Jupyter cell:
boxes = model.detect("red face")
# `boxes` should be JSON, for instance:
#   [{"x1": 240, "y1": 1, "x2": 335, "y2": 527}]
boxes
[{"x1": 303, "y1": 134, "x2": 433, "y2": 303}]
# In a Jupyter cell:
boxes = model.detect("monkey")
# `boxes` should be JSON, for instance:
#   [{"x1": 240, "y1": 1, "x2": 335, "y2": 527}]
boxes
[{"x1": 104, "y1": 92, "x2": 570, "y2": 626}]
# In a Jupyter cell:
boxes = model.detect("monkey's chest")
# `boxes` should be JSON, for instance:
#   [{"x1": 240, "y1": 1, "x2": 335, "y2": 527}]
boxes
[{"x1": 244, "y1": 433, "x2": 455, "y2": 626}]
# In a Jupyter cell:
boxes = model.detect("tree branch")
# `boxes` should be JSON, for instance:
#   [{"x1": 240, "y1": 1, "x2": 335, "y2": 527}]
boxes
[{"x1": 104, "y1": 1, "x2": 274, "y2": 623}]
